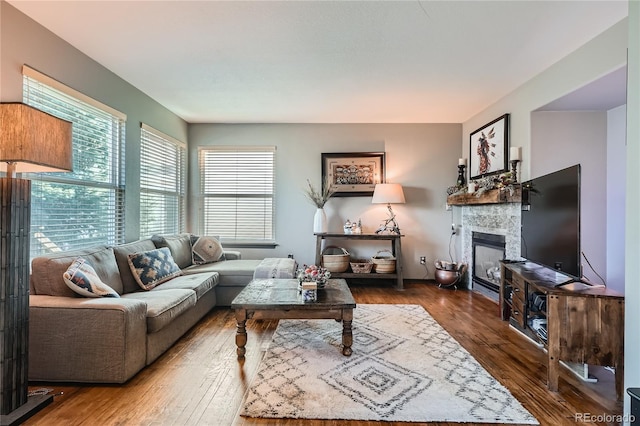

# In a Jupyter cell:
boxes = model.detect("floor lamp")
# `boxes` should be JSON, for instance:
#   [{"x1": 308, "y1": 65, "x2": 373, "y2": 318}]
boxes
[{"x1": 0, "y1": 103, "x2": 72, "y2": 425}]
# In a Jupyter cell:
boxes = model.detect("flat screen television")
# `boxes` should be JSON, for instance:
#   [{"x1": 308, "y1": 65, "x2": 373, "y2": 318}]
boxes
[{"x1": 521, "y1": 164, "x2": 581, "y2": 280}]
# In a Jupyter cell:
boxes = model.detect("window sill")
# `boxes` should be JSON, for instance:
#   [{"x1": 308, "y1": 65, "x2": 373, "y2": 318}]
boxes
[{"x1": 222, "y1": 241, "x2": 279, "y2": 249}]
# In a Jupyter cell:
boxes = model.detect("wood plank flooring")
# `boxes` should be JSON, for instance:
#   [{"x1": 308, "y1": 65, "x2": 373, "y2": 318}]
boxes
[{"x1": 24, "y1": 281, "x2": 622, "y2": 426}]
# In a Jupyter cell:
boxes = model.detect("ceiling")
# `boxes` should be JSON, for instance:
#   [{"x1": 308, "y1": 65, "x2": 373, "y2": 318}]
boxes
[{"x1": 8, "y1": 1, "x2": 629, "y2": 124}]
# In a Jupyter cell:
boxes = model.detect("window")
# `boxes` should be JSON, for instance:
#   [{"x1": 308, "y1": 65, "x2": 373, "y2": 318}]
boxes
[
  {"x1": 23, "y1": 66, "x2": 126, "y2": 257},
  {"x1": 199, "y1": 146, "x2": 275, "y2": 245},
  {"x1": 139, "y1": 124, "x2": 186, "y2": 237}
]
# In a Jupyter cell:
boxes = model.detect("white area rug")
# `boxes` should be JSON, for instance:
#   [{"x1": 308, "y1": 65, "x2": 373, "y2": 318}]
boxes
[{"x1": 241, "y1": 304, "x2": 538, "y2": 424}]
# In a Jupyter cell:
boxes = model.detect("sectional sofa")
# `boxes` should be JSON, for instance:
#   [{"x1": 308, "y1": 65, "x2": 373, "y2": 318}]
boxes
[{"x1": 27, "y1": 233, "x2": 286, "y2": 384}]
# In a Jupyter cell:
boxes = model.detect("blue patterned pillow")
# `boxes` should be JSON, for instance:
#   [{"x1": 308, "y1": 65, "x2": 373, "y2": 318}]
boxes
[
  {"x1": 63, "y1": 258, "x2": 120, "y2": 298},
  {"x1": 127, "y1": 247, "x2": 182, "y2": 291}
]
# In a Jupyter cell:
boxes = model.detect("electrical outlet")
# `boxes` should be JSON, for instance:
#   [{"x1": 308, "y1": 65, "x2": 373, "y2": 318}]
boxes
[{"x1": 419, "y1": 256, "x2": 426, "y2": 265}]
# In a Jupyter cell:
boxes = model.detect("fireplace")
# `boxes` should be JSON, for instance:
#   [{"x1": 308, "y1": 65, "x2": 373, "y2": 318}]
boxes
[
  {"x1": 459, "y1": 201, "x2": 521, "y2": 301},
  {"x1": 472, "y1": 232, "x2": 506, "y2": 295}
]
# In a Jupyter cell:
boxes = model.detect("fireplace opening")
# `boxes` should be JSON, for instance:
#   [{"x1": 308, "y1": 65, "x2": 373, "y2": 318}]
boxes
[{"x1": 472, "y1": 232, "x2": 506, "y2": 296}]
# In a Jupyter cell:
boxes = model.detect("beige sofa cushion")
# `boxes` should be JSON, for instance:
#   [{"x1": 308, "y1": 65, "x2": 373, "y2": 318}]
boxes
[
  {"x1": 122, "y1": 288, "x2": 196, "y2": 333},
  {"x1": 150, "y1": 272, "x2": 217, "y2": 300},
  {"x1": 183, "y1": 259, "x2": 262, "y2": 286},
  {"x1": 31, "y1": 245, "x2": 123, "y2": 297},
  {"x1": 151, "y1": 233, "x2": 193, "y2": 269},
  {"x1": 113, "y1": 239, "x2": 157, "y2": 294}
]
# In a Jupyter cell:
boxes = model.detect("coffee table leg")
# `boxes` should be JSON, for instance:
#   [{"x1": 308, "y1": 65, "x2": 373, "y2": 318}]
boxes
[
  {"x1": 235, "y1": 309, "x2": 248, "y2": 359},
  {"x1": 342, "y1": 309, "x2": 353, "y2": 356}
]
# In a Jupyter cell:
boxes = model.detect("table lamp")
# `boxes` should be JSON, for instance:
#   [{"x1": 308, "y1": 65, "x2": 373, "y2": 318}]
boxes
[
  {"x1": 0, "y1": 103, "x2": 72, "y2": 424},
  {"x1": 372, "y1": 183, "x2": 405, "y2": 234}
]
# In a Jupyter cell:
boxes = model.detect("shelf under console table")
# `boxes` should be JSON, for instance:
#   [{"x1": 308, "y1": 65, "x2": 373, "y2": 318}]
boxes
[
  {"x1": 314, "y1": 233, "x2": 404, "y2": 290},
  {"x1": 499, "y1": 262, "x2": 624, "y2": 400}
]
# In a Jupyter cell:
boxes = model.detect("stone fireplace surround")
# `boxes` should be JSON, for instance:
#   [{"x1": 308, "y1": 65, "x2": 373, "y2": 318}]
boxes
[{"x1": 458, "y1": 202, "x2": 522, "y2": 299}]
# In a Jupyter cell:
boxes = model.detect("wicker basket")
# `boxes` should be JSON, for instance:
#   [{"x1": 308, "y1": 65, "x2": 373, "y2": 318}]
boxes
[
  {"x1": 321, "y1": 246, "x2": 350, "y2": 273},
  {"x1": 371, "y1": 250, "x2": 396, "y2": 273},
  {"x1": 350, "y1": 259, "x2": 373, "y2": 274}
]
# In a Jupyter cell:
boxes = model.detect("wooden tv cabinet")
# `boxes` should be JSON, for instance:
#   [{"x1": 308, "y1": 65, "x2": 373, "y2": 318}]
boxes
[{"x1": 499, "y1": 262, "x2": 624, "y2": 400}]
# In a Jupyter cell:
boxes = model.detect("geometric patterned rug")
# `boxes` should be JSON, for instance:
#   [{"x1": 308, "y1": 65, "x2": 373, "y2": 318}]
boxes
[{"x1": 241, "y1": 304, "x2": 539, "y2": 424}]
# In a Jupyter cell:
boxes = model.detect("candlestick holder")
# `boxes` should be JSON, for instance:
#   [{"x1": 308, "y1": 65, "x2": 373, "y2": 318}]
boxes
[
  {"x1": 456, "y1": 165, "x2": 466, "y2": 187},
  {"x1": 510, "y1": 160, "x2": 520, "y2": 183}
]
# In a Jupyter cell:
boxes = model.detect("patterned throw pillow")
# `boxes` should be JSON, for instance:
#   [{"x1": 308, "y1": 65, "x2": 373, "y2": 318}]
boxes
[
  {"x1": 63, "y1": 258, "x2": 120, "y2": 298},
  {"x1": 190, "y1": 235, "x2": 224, "y2": 265},
  {"x1": 127, "y1": 247, "x2": 182, "y2": 291}
]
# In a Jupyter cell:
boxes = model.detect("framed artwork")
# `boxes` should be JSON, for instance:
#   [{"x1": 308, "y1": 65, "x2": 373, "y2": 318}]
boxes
[
  {"x1": 469, "y1": 114, "x2": 509, "y2": 180},
  {"x1": 321, "y1": 152, "x2": 385, "y2": 197}
]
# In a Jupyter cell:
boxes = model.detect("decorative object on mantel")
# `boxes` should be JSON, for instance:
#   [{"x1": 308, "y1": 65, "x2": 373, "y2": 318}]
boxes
[
  {"x1": 474, "y1": 171, "x2": 517, "y2": 197},
  {"x1": 448, "y1": 171, "x2": 516, "y2": 197},
  {"x1": 456, "y1": 158, "x2": 467, "y2": 187},
  {"x1": 510, "y1": 146, "x2": 521, "y2": 182},
  {"x1": 304, "y1": 178, "x2": 335, "y2": 233},
  {"x1": 0, "y1": 103, "x2": 72, "y2": 423},
  {"x1": 372, "y1": 183, "x2": 405, "y2": 234},
  {"x1": 470, "y1": 113, "x2": 509, "y2": 180}
]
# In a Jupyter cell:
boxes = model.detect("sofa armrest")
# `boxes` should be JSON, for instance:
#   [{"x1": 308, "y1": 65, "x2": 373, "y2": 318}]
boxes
[
  {"x1": 29, "y1": 295, "x2": 148, "y2": 383},
  {"x1": 224, "y1": 250, "x2": 242, "y2": 260}
]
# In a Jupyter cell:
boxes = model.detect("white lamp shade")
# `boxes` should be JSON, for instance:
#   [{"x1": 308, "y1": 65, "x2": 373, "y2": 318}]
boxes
[
  {"x1": 0, "y1": 103, "x2": 73, "y2": 173},
  {"x1": 372, "y1": 183, "x2": 405, "y2": 204}
]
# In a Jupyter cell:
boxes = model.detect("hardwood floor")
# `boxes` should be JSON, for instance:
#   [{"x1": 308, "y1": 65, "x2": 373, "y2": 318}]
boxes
[{"x1": 24, "y1": 281, "x2": 622, "y2": 426}]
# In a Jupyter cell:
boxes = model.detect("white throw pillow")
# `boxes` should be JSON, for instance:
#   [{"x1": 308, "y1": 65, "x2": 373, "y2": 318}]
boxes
[
  {"x1": 63, "y1": 258, "x2": 120, "y2": 298},
  {"x1": 190, "y1": 235, "x2": 225, "y2": 265}
]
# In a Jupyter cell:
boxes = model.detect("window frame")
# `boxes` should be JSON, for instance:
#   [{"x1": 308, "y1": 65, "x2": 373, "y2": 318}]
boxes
[
  {"x1": 198, "y1": 146, "x2": 276, "y2": 248},
  {"x1": 139, "y1": 123, "x2": 187, "y2": 238},
  {"x1": 23, "y1": 65, "x2": 126, "y2": 257}
]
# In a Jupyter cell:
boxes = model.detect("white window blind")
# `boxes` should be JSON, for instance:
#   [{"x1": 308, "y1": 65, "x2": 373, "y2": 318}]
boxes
[
  {"x1": 199, "y1": 147, "x2": 275, "y2": 244},
  {"x1": 23, "y1": 67, "x2": 126, "y2": 257},
  {"x1": 139, "y1": 124, "x2": 186, "y2": 238}
]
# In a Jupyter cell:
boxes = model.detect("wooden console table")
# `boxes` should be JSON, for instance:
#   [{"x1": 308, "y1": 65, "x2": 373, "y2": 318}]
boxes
[
  {"x1": 500, "y1": 262, "x2": 625, "y2": 400},
  {"x1": 314, "y1": 233, "x2": 404, "y2": 290}
]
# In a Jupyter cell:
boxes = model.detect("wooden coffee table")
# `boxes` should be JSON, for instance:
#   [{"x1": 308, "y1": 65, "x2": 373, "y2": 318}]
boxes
[{"x1": 230, "y1": 278, "x2": 356, "y2": 358}]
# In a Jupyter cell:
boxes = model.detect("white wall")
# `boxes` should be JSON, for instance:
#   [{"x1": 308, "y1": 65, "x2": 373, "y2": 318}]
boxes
[
  {"x1": 462, "y1": 19, "x2": 627, "y2": 183},
  {"x1": 625, "y1": 0, "x2": 640, "y2": 421},
  {"x1": 530, "y1": 111, "x2": 609, "y2": 289},
  {"x1": 188, "y1": 123, "x2": 462, "y2": 279},
  {"x1": 607, "y1": 105, "x2": 626, "y2": 292},
  {"x1": 0, "y1": 3, "x2": 188, "y2": 241}
]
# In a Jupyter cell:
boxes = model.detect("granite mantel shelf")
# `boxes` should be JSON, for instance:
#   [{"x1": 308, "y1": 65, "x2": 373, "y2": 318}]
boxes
[{"x1": 447, "y1": 186, "x2": 521, "y2": 206}]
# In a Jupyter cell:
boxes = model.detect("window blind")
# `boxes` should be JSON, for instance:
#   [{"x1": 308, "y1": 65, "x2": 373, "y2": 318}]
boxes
[
  {"x1": 139, "y1": 124, "x2": 186, "y2": 238},
  {"x1": 23, "y1": 67, "x2": 126, "y2": 258},
  {"x1": 199, "y1": 146, "x2": 275, "y2": 243}
]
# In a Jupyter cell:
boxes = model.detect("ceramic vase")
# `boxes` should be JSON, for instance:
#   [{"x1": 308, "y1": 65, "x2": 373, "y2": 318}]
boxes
[{"x1": 313, "y1": 208, "x2": 327, "y2": 233}]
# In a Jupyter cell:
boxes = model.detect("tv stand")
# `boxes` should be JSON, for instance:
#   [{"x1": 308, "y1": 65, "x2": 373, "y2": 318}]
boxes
[{"x1": 500, "y1": 262, "x2": 624, "y2": 400}]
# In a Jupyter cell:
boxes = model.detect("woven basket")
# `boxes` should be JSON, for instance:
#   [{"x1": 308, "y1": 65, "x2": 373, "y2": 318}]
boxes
[
  {"x1": 371, "y1": 250, "x2": 396, "y2": 273},
  {"x1": 350, "y1": 259, "x2": 373, "y2": 274},
  {"x1": 321, "y1": 246, "x2": 350, "y2": 273}
]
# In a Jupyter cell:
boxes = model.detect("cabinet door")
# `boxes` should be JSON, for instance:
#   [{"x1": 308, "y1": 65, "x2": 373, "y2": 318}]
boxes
[{"x1": 549, "y1": 295, "x2": 624, "y2": 367}]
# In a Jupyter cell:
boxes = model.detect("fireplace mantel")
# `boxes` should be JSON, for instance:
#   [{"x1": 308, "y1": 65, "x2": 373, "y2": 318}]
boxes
[{"x1": 447, "y1": 187, "x2": 521, "y2": 206}]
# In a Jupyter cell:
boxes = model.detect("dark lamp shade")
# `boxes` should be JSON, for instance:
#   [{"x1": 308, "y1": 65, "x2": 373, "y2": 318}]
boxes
[
  {"x1": 371, "y1": 183, "x2": 405, "y2": 204},
  {"x1": 0, "y1": 103, "x2": 73, "y2": 173}
]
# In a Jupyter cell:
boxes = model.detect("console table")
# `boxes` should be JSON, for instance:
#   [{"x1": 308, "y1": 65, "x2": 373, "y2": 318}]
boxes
[
  {"x1": 314, "y1": 233, "x2": 404, "y2": 290},
  {"x1": 500, "y1": 262, "x2": 625, "y2": 400}
]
